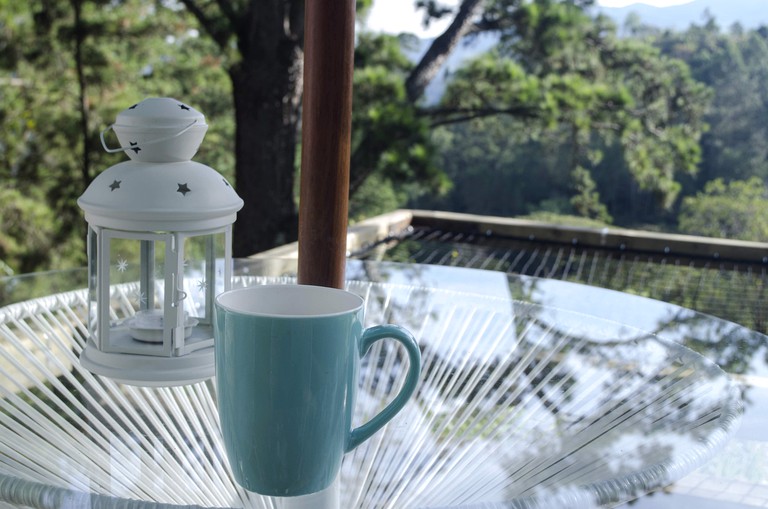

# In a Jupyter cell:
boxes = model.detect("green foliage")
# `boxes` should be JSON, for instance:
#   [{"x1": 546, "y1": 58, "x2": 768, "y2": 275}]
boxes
[
  {"x1": 0, "y1": 0, "x2": 232, "y2": 274},
  {"x1": 427, "y1": 0, "x2": 708, "y2": 224},
  {"x1": 0, "y1": 188, "x2": 58, "y2": 273},
  {"x1": 678, "y1": 177, "x2": 768, "y2": 241},
  {"x1": 350, "y1": 33, "x2": 450, "y2": 218},
  {"x1": 440, "y1": 53, "x2": 548, "y2": 118},
  {"x1": 610, "y1": 48, "x2": 710, "y2": 209},
  {"x1": 569, "y1": 165, "x2": 611, "y2": 222},
  {"x1": 1, "y1": 1, "x2": 91, "y2": 271},
  {"x1": 356, "y1": 0, "x2": 374, "y2": 14},
  {"x1": 655, "y1": 23, "x2": 768, "y2": 186},
  {"x1": 348, "y1": 172, "x2": 401, "y2": 222},
  {"x1": 415, "y1": 114, "x2": 574, "y2": 217},
  {"x1": 3, "y1": 0, "x2": 768, "y2": 276},
  {"x1": 517, "y1": 211, "x2": 609, "y2": 229}
]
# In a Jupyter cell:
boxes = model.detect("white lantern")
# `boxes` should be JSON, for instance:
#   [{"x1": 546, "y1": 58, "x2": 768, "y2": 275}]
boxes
[{"x1": 77, "y1": 98, "x2": 243, "y2": 386}]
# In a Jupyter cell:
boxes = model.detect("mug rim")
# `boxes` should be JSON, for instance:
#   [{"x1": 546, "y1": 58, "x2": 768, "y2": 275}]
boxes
[{"x1": 215, "y1": 284, "x2": 364, "y2": 318}]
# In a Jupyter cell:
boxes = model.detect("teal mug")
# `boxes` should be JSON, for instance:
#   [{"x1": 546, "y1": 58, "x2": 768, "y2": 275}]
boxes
[{"x1": 213, "y1": 284, "x2": 421, "y2": 497}]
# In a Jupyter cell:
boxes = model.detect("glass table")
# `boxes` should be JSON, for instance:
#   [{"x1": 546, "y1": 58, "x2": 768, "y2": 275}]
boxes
[{"x1": 0, "y1": 259, "x2": 752, "y2": 508}]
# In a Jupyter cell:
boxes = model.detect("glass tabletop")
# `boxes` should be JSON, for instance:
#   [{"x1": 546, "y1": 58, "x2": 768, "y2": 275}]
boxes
[{"x1": 0, "y1": 259, "x2": 752, "y2": 508}]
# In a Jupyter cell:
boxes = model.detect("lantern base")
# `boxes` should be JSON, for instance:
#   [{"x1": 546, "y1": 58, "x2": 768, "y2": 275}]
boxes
[{"x1": 80, "y1": 339, "x2": 214, "y2": 387}]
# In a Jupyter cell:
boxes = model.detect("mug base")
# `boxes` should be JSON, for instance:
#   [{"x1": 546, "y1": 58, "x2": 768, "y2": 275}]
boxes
[{"x1": 237, "y1": 472, "x2": 340, "y2": 504}]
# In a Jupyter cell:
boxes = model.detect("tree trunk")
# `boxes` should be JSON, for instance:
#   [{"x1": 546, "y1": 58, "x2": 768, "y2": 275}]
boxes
[
  {"x1": 404, "y1": 0, "x2": 485, "y2": 102},
  {"x1": 229, "y1": 4, "x2": 304, "y2": 257},
  {"x1": 350, "y1": 0, "x2": 483, "y2": 196},
  {"x1": 72, "y1": 0, "x2": 91, "y2": 187}
]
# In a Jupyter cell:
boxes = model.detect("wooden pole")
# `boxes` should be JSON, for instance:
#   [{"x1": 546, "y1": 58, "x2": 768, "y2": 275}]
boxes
[{"x1": 297, "y1": 0, "x2": 355, "y2": 289}]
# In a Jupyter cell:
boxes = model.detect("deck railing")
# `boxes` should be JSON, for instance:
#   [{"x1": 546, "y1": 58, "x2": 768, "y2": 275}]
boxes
[
  {"x1": 3, "y1": 209, "x2": 765, "y2": 333},
  {"x1": 345, "y1": 210, "x2": 768, "y2": 333}
]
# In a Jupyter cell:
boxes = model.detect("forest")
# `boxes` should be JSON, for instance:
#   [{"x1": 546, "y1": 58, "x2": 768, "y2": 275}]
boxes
[{"x1": 1, "y1": 0, "x2": 767, "y2": 276}]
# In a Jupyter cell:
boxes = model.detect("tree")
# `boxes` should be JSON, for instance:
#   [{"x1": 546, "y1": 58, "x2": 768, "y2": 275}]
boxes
[
  {"x1": 0, "y1": 0, "x2": 113, "y2": 271},
  {"x1": 417, "y1": 0, "x2": 709, "y2": 223},
  {"x1": 1, "y1": 0, "x2": 715, "y2": 270},
  {"x1": 0, "y1": 0, "x2": 233, "y2": 273},
  {"x1": 678, "y1": 177, "x2": 768, "y2": 241},
  {"x1": 1, "y1": 0, "x2": 441, "y2": 271},
  {"x1": 176, "y1": 0, "x2": 304, "y2": 255},
  {"x1": 657, "y1": 23, "x2": 768, "y2": 187},
  {"x1": 176, "y1": 0, "x2": 449, "y2": 255},
  {"x1": 350, "y1": 32, "x2": 449, "y2": 209},
  {"x1": 0, "y1": 188, "x2": 58, "y2": 273}
]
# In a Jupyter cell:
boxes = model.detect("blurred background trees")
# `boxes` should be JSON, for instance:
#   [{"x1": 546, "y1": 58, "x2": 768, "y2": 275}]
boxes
[
  {"x1": 0, "y1": 0, "x2": 233, "y2": 271},
  {"x1": 1, "y1": 0, "x2": 767, "y2": 274},
  {"x1": 678, "y1": 177, "x2": 768, "y2": 241}
]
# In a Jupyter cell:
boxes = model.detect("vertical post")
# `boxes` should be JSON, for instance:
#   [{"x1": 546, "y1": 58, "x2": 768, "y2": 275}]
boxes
[
  {"x1": 140, "y1": 240, "x2": 155, "y2": 311},
  {"x1": 205, "y1": 233, "x2": 216, "y2": 323},
  {"x1": 297, "y1": 0, "x2": 355, "y2": 289}
]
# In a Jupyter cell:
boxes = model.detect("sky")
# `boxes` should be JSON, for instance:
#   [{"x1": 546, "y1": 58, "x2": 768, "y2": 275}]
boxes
[
  {"x1": 365, "y1": 0, "x2": 695, "y2": 37},
  {"x1": 598, "y1": 0, "x2": 693, "y2": 5}
]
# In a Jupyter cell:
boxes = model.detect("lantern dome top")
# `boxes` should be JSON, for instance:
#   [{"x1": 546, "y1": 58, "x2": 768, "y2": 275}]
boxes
[
  {"x1": 78, "y1": 160, "x2": 243, "y2": 231},
  {"x1": 116, "y1": 97, "x2": 205, "y2": 128},
  {"x1": 101, "y1": 98, "x2": 209, "y2": 162}
]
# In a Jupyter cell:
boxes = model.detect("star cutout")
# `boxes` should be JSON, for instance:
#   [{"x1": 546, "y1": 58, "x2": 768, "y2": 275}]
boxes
[
  {"x1": 109, "y1": 180, "x2": 121, "y2": 191},
  {"x1": 129, "y1": 142, "x2": 141, "y2": 154},
  {"x1": 178, "y1": 103, "x2": 190, "y2": 110},
  {"x1": 134, "y1": 290, "x2": 147, "y2": 306},
  {"x1": 196, "y1": 279, "x2": 207, "y2": 292},
  {"x1": 116, "y1": 257, "x2": 128, "y2": 272},
  {"x1": 177, "y1": 183, "x2": 191, "y2": 196}
]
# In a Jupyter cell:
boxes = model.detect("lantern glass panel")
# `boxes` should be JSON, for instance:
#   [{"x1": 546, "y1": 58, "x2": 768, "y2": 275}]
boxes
[
  {"x1": 103, "y1": 231, "x2": 173, "y2": 356},
  {"x1": 181, "y1": 231, "x2": 227, "y2": 326},
  {"x1": 109, "y1": 236, "x2": 167, "y2": 314}
]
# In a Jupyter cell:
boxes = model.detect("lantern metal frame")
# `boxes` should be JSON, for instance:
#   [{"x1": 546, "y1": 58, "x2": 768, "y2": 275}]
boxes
[
  {"x1": 87, "y1": 225, "x2": 233, "y2": 357},
  {"x1": 81, "y1": 224, "x2": 234, "y2": 386}
]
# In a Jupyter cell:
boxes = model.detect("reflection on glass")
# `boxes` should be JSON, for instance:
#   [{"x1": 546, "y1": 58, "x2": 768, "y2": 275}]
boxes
[
  {"x1": 342, "y1": 282, "x2": 741, "y2": 508},
  {"x1": 0, "y1": 277, "x2": 742, "y2": 509}
]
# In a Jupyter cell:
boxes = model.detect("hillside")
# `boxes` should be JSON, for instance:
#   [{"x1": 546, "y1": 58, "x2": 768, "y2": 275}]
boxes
[
  {"x1": 596, "y1": 0, "x2": 768, "y2": 31},
  {"x1": 409, "y1": 0, "x2": 768, "y2": 103}
]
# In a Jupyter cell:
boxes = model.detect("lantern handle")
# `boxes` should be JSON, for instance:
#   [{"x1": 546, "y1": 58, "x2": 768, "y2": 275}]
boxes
[
  {"x1": 173, "y1": 289, "x2": 188, "y2": 307},
  {"x1": 99, "y1": 120, "x2": 199, "y2": 154},
  {"x1": 170, "y1": 273, "x2": 188, "y2": 308}
]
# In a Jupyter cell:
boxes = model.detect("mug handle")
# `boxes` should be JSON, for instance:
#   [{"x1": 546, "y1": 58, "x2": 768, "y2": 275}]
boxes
[{"x1": 345, "y1": 324, "x2": 421, "y2": 452}]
